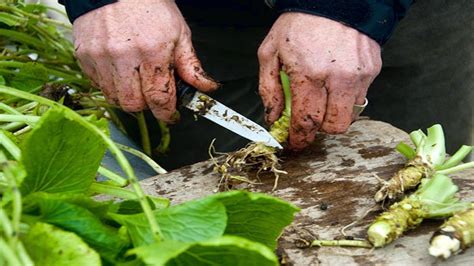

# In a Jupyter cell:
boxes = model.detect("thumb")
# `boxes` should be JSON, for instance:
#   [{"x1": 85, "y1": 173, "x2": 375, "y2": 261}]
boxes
[{"x1": 174, "y1": 31, "x2": 219, "y2": 92}]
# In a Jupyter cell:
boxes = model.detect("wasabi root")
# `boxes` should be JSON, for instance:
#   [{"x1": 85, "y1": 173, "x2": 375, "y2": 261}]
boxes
[
  {"x1": 375, "y1": 125, "x2": 473, "y2": 203},
  {"x1": 214, "y1": 71, "x2": 291, "y2": 190},
  {"x1": 368, "y1": 174, "x2": 470, "y2": 247},
  {"x1": 429, "y1": 204, "x2": 474, "y2": 259}
]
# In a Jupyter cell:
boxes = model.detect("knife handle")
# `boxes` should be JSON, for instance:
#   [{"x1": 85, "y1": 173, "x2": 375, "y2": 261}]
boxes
[{"x1": 176, "y1": 79, "x2": 197, "y2": 106}]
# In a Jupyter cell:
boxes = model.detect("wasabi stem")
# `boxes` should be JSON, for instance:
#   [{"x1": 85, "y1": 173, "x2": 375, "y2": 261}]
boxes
[
  {"x1": 312, "y1": 239, "x2": 372, "y2": 248},
  {"x1": 155, "y1": 120, "x2": 171, "y2": 155},
  {"x1": 375, "y1": 125, "x2": 473, "y2": 203},
  {"x1": 214, "y1": 71, "x2": 291, "y2": 190},
  {"x1": 368, "y1": 174, "x2": 470, "y2": 247},
  {"x1": 429, "y1": 204, "x2": 474, "y2": 259},
  {"x1": 136, "y1": 111, "x2": 152, "y2": 156}
]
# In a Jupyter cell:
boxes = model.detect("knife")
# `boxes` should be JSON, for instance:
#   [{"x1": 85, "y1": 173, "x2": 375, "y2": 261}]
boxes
[{"x1": 176, "y1": 80, "x2": 283, "y2": 149}]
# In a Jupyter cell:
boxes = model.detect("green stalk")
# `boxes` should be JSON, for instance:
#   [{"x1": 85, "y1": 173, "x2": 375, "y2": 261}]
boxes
[
  {"x1": 137, "y1": 111, "x2": 152, "y2": 156},
  {"x1": 0, "y1": 5, "x2": 72, "y2": 29},
  {"x1": 155, "y1": 120, "x2": 170, "y2": 154},
  {"x1": 0, "y1": 238, "x2": 22, "y2": 266},
  {"x1": 312, "y1": 239, "x2": 372, "y2": 248},
  {"x1": 395, "y1": 142, "x2": 416, "y2": 160},
  {"x1": 0, "y1": 61, "x2": 80, "y2": 81},
  {"x1": 0, "y1": 29, "x2": 46, "y2": 50},
  {"x1": 268, "y1": 71, "x2": 291, "y2": 143},
  {"x1": 437, "y1": 161, "x2": 474, "y2": 175},
  {"x1": 0, "y1": 131, "x2": 20, "y2": 160},
  {"x1": 0, "y1": 85, "x2": 163, "y2": 241},
  {"x1": 1, "y1": 121, "x2": 25, "y2": 131},
  {"x1": 0, "y1": 102, "x2": 21, "y2": 115},
  {"x1": 89, "y1": 182, "x2": 137, "y2": 200},
  {"x1": 15, "y1": 241, "x2": 33, "y2": 266},
  {"x1": 368, "y1": 174, "x2": 469, "y2": 247},
  {"x1": 409, "y1": 130, "x2": 425, "y2": 148},
  {"x1": 0, "y1": 208, "x2": 13, "y2": 239},
  {"x1": 16, "y1": 102, "x2": 38, "y2": 113},
  {"x1": 0, "y1": 114, "x2": 40, "y2": 124},
  {"x1": 97, "y1": 166, "x2": 128, "y2": 187},
  {"x1": 436, "y1": 145, "x2": 473, "y2": 170},
  {"x1": 2, "y1": 162, "x2": 24, "y2": 249},
  {"x1": 117, "y1": 143, "x2": 167, "y2": 175}
]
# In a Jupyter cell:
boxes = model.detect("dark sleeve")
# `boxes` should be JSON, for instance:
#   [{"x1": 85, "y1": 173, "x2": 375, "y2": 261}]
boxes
[
  {"x1": 58, "y1": 0, "x2": 117, "y2": 23},
  {"x1": 273, "y1": 0, "x2": 414, "y2": 45}
]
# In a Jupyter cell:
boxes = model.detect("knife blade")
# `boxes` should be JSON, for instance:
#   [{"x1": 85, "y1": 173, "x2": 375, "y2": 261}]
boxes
[{"x1": 177, "y1": 80, "x2": 283, "y2": 149}]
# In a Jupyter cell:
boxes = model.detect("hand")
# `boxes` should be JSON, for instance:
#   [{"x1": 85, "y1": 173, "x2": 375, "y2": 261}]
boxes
[
  {"x1": 258, "y1": 13, "x2": 382, "y2": 150},
  {"x1": 73, "y1": 0, "x2": 218, "y2": 122}
]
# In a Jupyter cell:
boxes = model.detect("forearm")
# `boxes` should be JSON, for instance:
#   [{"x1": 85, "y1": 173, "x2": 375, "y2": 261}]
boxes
[{"x1": 271, "y1": 0, "x2": 414, "y2": 45}]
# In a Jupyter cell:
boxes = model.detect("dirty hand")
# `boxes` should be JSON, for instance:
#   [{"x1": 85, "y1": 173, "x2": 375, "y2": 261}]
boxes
[
  {"x1": 73, "y1": 0, "x2": 218, "y2": 122},
  {"x1": 258, "y1": 13, "x2": 382, "y2": 150}
]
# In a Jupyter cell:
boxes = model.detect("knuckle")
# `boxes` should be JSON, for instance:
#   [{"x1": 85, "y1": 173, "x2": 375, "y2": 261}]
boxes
[
  {"x1": 322, "y1": 120, "x2": 350, "y2": 134},
  {"x1": 105, "y1": 42, "x2": 128, "y2": 56},
  {"x1": 86, "y1": 47, "x2": 106, "y2": 59},
  {"x1": 338, "y1": 69, "x2": 360, "y2": 80},
  {"x1": 257, "y1": 45, "x2": 274, "y2": 61}
]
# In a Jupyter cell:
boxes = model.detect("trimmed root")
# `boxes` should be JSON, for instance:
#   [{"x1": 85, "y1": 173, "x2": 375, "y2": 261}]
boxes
[
  {"x1": 367, "y1": 198, "x2": 425, "y2": 247},
  {"x1": 213, "y1": 142, "x2": 286, "y2": 191},
  {"x1": 429, "y1": 206, "x2": 474, "y2": 259},
  {"x1": 374, "y1": 157, "x2": 433, "y2": 203},
  {"x1": 212, "y1": 70, "x2": 291, "y2": 191}
]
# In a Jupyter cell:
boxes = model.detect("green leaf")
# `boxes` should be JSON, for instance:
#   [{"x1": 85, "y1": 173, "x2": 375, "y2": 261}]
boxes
[
  {"x1": 22, "y1": 222, "x2": 101, "y2": 266},
  {"x1": 110, "y1": 197, "x2": 227, "y2": 247},
  {"x1": 130, "y1": 236, "x2": 278, "y2": 266},
  {"x1": 25, "y1": 192, "x2": 113, "y2": 220},
  {"x1": 8, "y1": 62, "x2": 51, "y2": 91},
  {"x1": 0, "y1": 75, "x2": 6, "y2": 85},
  {"x1": 20, "y1": 109, "x2": 106, "y2": 194},
  {"x1": 110, "y1": 197, "x2": 169, "y2": 215},
  {"x1": 211, "y1": 191, "x2": 299, "y2": 249},
  {"x1": 32, "y1": 195, "x2": 129, "y2": 262}
]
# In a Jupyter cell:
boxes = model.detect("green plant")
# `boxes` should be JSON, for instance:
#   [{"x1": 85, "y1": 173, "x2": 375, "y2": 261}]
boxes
[{"x1": 375, "y1": 124, "x2": 473, "y2": 202}]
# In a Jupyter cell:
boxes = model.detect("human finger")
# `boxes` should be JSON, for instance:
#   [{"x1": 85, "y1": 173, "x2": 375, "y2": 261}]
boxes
[
  {"x1": 288, "y1": 72, "x2": 327, "y2": 150},
  {"x1": 257, "y1": 41, "x2": 284, "y2": 124}
]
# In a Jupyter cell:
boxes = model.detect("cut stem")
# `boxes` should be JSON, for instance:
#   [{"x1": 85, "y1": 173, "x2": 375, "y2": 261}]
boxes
[{"x1": 312, "y1": 239, "x2": 372, "y2": 248}]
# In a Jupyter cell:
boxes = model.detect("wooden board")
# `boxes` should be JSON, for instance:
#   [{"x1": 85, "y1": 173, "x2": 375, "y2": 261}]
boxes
[{"x1": 140, "y1": 120, "x2": 474, "y2": 265}]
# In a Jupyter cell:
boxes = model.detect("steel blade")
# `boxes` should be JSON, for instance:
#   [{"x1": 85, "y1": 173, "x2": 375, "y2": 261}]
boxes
[{"x1": 185, "y1": 91, "x2": 283, "y2": 149}]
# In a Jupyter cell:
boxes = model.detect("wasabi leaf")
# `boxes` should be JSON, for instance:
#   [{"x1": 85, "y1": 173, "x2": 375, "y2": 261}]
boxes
[
  {"x1": 22, "y1": 222, "x2": 101, "y2": 266},
  {"x1": 130, "y1": 236, "x2": 278, "y2": 266},
  {"x1": 110, "y1": 197, "x2": 227, "y2": 247},
  {"x1": 33, "y1": 195, "x2": 128, "y2": 262},
  {"x1": 211, "y1": 191, "x2": 299, "y2": 249},
  {"x1": 20, "y1": 109, "x2": 106, "y2": 194}
]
